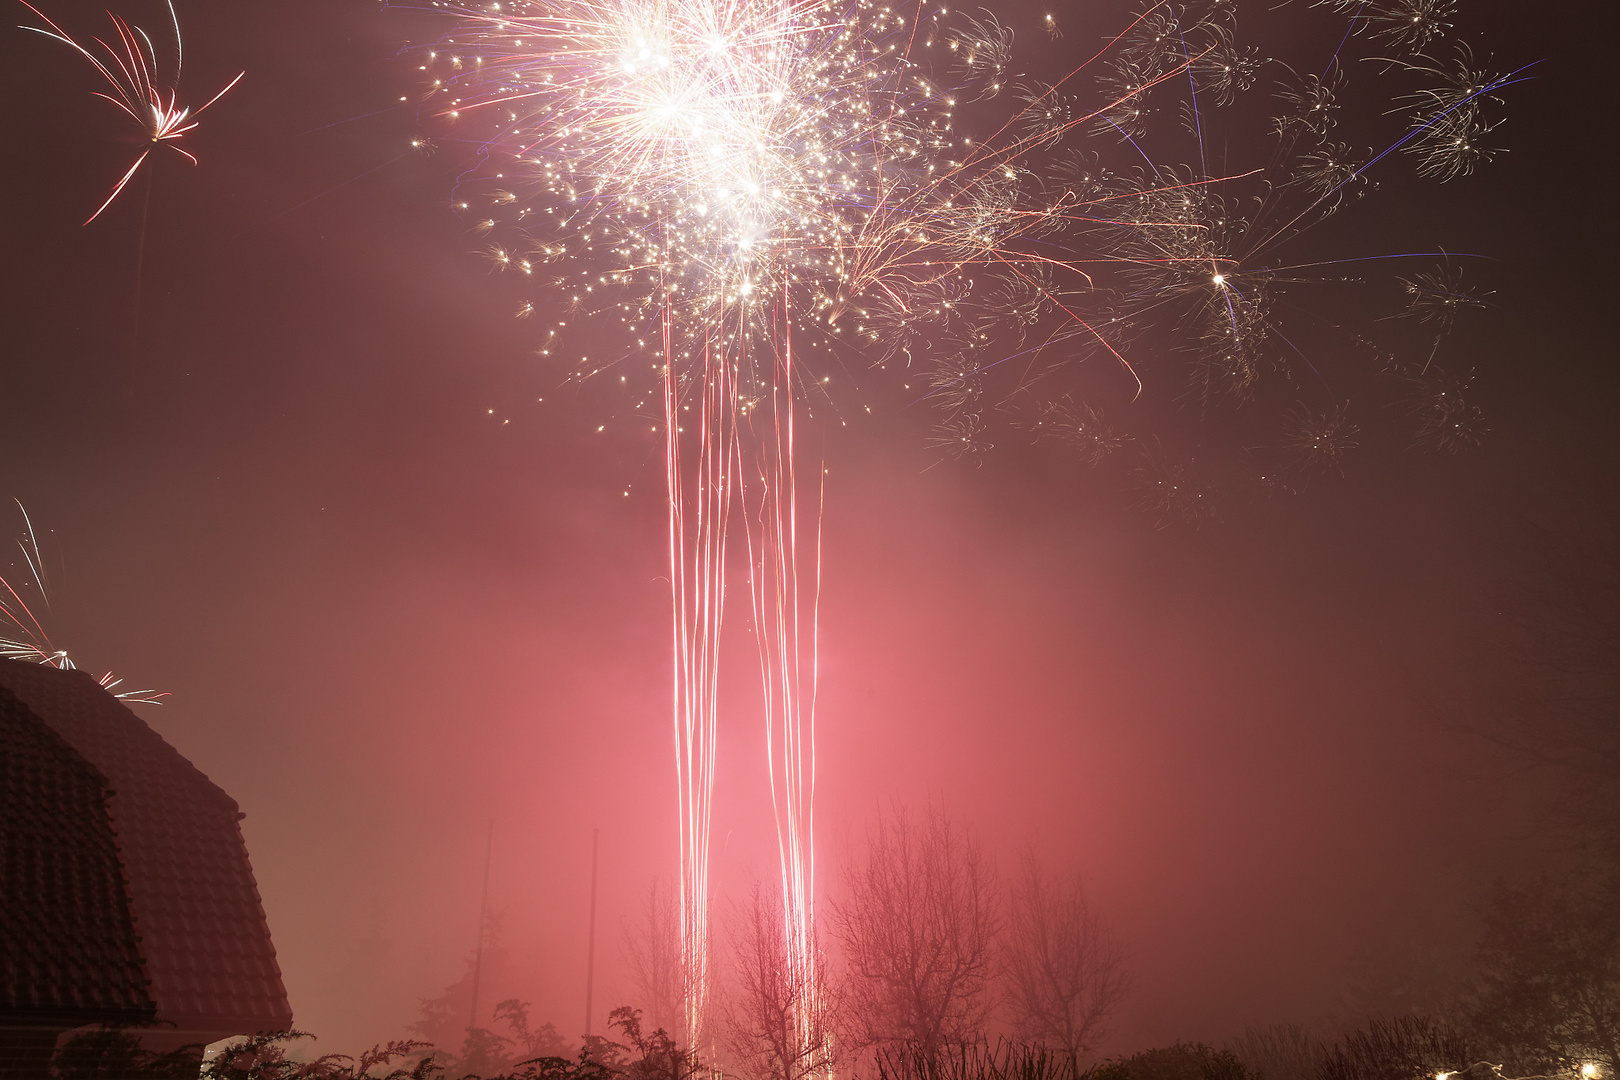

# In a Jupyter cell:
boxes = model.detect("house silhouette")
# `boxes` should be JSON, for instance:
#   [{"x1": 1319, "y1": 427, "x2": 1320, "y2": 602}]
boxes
[{"x1": 0, "y1": 660, "x2": 293, "y2": 1078}]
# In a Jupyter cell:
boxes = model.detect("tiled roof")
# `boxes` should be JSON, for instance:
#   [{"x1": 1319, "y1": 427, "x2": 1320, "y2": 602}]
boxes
[
  {"x1": 0, "y1": 684, "x2": 156, "y2": 1026},
  {"x1": 0, "y1": 661, "x2": 293, "y2": 1041}
]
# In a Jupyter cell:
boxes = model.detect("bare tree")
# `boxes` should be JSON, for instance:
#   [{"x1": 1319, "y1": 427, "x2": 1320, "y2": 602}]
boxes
[
  {"x1": 831, "y1": 804, "x2": 999, "y2": 1064},
  {"x1": 1426, "y1": 486, "x2": 1620, "y2": 853},
  {"x1": 722, "y1": 884, "x2": 836, "y2": 1080},
  {"x1": 411, "y1": 909, "x2": 512, "y2": 1058},
  {"x1": 1485, "y1": 513, "x2": 1620, "y2": 798},
  {"x1": 1003, "y1": 854, "x2": 1129, "y2": 1063},
  {"x1": 624, "y1": 878, "x2": 686, "y2": 1041},
  {"x1": 1469, "y1": 869, "x2": 1620, "y2": 1076}
]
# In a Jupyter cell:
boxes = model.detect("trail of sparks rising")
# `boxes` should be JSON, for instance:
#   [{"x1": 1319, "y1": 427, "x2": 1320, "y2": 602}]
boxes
[
  {"x1": 745, "y1": 283, "x2": 824, "y2": 1073},
  {"x1": 663, "y1": 293, "x2": 740, "y2": 1048},
  {"x1": 664, "y1": 281, "x2": 826, "y2": 1057},
  {"x1": 17, "y1": 0, "x2": 242, "y2": 224}
]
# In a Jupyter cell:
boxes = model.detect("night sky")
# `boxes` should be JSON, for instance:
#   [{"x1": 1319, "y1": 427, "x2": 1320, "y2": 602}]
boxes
[{"x1": 1, "y1": 0, "x2": 1614, "y2": 1060}]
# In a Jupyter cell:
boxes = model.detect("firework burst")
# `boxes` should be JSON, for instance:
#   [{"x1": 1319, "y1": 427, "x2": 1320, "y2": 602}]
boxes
[
  {"x1": 416, "y1": 0, "x2": 1519, "y2": 1040},
  {"x1": 417, "y1": 0, "x2": 1161, "y2": 1048},
  {"x1": 18, "y1": 0, "x2": 242, "y2": 224}
]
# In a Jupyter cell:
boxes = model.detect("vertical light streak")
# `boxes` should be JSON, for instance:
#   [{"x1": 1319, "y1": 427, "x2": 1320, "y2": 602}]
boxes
[
  {"x1": 664, "y1": 280, "x2": 742, "y2": 1048},
  {"x1": 664, "y1": 271, "x2": 823, "y2": 1060},
  {"x1": 745, "y1": 280, "x2": 825, "y2": 1075}
]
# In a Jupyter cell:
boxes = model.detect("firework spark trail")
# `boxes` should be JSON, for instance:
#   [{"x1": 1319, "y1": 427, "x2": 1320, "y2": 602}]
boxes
[
  {"x1": 17, "y1": 0, "x2": 242, "y2": 224},
  {"x1": 665, "y1": 283, "x2": 825, "y2": 1056},
  {"x1": 664, "y1": 297, "x2": 742, "y2": 1047},
  {"x1": 0, "y1": 502, "x2": 167, "y2": 704},
  {"x1": 744, "y1": 282, "x2": 825, "y2": 1070}
]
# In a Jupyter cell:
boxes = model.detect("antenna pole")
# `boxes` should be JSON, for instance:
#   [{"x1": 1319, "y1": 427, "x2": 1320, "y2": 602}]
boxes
[
  {"x1": 584, "y1": 827, "x2": 600, "y2": 1036},
  {"x1": 468, "y1": 820, "x2": 495, "y2": 1034}
]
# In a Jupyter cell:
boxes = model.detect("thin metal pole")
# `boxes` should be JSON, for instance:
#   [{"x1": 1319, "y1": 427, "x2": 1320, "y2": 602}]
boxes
[
  {"x1": 468, "y1": 820, "x2": 495, "y2": 1034},
  {"x1": 584, "y1": 827, "x2": 600, "y2": 1036}
]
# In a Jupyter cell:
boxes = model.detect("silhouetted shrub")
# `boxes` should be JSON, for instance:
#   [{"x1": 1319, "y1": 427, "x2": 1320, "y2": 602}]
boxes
[
  {"x1": 416, "y1": 1008, "x2": 688, "y2": 1080},
  {"x1": 1086, "y1": 1043, "x2": 1255, "y2": 1080},
  {"x1": 872, "y1": 1041, "x2": 1255, "y2": 1080},
  {"x1": 1228, "y1": 1025, "x2": 1326, "y2": 1080},
  {"x1": 200, "y1": 1032, "x2": 439, "y2": 1080},
  {"x1": 53, "y1": 1027, "x2": 204, "y2": 1080},
  {"x1": 190, "y1": 1006, "x2": 692, "y2": 1080},
  {"x1": 1318, "y1": 1017, "x2": 1473, "y2": 1080}
]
